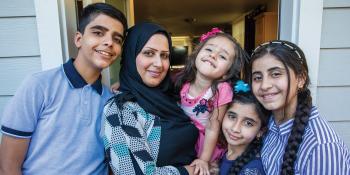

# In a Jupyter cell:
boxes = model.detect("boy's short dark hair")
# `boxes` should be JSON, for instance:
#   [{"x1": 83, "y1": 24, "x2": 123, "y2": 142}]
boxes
[{"x1": 78, "y1": 3, "x2": 128, "y2": 38}]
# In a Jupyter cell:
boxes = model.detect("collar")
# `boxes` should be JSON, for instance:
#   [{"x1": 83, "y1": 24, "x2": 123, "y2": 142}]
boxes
[
  {"x1": 268, "y1": 116, "x2": 295, "y2": 136},
  {"x1": 63, "y1": 59, "x2": 102, "y2": 95}
]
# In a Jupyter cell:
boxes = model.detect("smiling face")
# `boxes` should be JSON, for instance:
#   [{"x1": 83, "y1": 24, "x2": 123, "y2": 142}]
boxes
[
  {"x1": 136, "y1": 34, "x2": 170, "y2": 87},
  {"x1": 251, "y1": 54, "x2": 304, "y2": 118},
  {"x1": 195, "y1": 36, "x2": 235, "y2": 80},
  {"x1": 74, "y1": 14, "x2": 124, "y2": 71},
  {"x1": 222, "y1": 102, "x2": 263, "y2": 152}
]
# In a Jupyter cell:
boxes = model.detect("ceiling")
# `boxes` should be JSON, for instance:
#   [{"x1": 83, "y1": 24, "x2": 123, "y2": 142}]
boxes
[{"x1": 134, "y1": 0, "x2": 274, "y2": 36}]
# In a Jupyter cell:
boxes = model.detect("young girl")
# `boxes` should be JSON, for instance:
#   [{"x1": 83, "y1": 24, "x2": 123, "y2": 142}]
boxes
[
  {"x1": 219, "y1": 80, "x2": 269, "y2": 175},
  {"x1": 175, "y1": 28, "x2": 249, "y2": 174},
  {"x1": 250, "y1": 40, "x2": 350, "y2": 174}
]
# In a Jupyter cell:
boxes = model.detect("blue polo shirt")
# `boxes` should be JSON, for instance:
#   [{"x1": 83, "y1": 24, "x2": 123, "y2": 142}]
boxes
[{"x1": 1, "y1": 59, "x2": 112, "y2": 175}]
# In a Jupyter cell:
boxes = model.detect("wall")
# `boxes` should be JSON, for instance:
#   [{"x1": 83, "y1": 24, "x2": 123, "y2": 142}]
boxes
[
  {"x1": 317, "y1": 0, "x2": 350, "y2": 146},
  {"x1": 0, "y1": 0, "x2": 42, "y2": 126}
]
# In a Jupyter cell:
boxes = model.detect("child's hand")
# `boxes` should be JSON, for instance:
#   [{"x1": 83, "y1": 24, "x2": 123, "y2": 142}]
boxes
[
  {"x1": 190, "y1": 158, "x2": 210, "y2": 175},
  {"x1": 110, "y1": 82, "x2": 120, "y2": 93}
]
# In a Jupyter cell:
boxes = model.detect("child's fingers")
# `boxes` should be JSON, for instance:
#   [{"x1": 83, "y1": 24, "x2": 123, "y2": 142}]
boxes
[
  {"x1": 190, "y1": 161, "x2": 196, "y2": 166},
  {"x1": 194, "y1": 165, "x2": 199, "y2": 175},
  {"x1": 198, "y1": 166, "x2": 203, "y2": 175}
]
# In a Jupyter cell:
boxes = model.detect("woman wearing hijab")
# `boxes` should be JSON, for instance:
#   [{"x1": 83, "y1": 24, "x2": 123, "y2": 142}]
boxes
[{"x1": 103, "y1": 22, "x2": 198, "y2": 175}]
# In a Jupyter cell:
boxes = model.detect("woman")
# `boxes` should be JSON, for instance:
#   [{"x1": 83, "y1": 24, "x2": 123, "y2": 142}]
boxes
[{"x1": 103, "y1": 22, "x2": 198, "y2": 175}]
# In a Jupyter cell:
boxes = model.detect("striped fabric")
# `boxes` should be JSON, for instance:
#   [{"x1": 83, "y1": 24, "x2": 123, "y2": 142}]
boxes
[{"x1": 261, "y1": 106, "x2": 350, "y2": 175}]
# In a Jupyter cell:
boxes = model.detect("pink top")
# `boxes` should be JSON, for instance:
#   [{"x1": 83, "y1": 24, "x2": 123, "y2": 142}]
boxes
[{"x1": 180, "y1": 82, "x2": 233, "y2": 127}]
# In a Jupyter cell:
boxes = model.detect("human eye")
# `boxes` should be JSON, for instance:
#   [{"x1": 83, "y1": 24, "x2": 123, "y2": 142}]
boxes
[
  {"x1": 227, "y1": 112, "x2": 237, "y2": 120},
  {"x1": 271, "y1": 71, "x2": 282, "y2": 78},
  {"x1": 219, "y1": 55, "x2": 227, "y2": 60},
  {"x1": 204, "y1": 47, "x2": 212, "y2": 52},
  {"x1": 160, "y1": 52, "x2": 169, "y2": 60},
  {"x1": 244, "y1": 120, "x2": 254, "y2": 127},
  {"x1": 252, "y1": 74, "x2": 262, "y2": 82},
  {"x1": 113, "y1": 37, "x2": 123, "y2": 45},
  {"x1": 142, "y1": 50, "x2": 155, "y2": 57},
  {"x1": 92, "y1": 30, "x2": 103, "y2": 37}
]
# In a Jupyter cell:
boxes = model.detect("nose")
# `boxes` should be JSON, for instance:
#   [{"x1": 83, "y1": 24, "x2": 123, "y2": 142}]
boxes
[
  {"x1": 209, "y1": 51, "x2": 218, "y2": 60},
  {"x1": 260, "y1": 77, "x2": 273, "y2": 91},
  {"x1": 152, "y1": 54, "x2": 162, "y2": 67},
  {"x1": 231, "y1": 121, "x2": 241, "y2": 133},
  {"x1": 103, "y1": 36, "x2": 113, "y2": 47}
]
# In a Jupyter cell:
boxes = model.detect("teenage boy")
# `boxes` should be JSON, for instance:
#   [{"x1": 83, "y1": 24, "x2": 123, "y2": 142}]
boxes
[{"x1": 0, "y1": 3, "x2": 127, "y2": 175}]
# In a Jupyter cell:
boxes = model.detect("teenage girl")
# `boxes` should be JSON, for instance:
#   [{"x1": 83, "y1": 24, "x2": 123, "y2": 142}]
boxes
[{"x1": 250, "y1": 40, "x2": 350, "y2": 174}]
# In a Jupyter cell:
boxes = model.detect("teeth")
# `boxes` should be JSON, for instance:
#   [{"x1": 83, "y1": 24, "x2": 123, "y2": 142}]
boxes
[{"x1": 97, "y1": 50, "x2": 112, "y2": 56}]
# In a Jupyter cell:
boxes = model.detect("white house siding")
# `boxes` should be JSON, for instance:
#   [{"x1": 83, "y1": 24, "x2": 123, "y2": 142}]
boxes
[
  {"x1": 0, "y1": 0, "x2": 42, "y2": 135},
  {"x1": 318, "y1": 0, "x2": 350, "y2": 146}
]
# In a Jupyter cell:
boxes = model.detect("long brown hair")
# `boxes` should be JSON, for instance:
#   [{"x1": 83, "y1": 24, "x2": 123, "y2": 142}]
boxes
[{"x1": 249, "y1": 40, "x2": 312, "y2": 175}]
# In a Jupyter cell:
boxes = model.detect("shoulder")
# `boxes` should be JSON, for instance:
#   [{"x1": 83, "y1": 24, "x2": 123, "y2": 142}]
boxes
[
  {"x1": 214, "y1": 82, "x2": 233, "y2": 105},
  {"x1": 217, "y1": 82, "x2": 233, "y2": 96},
  {"x1": 31, "y1": 66, "x2": 63, "y2": 82},
  {"x1": 218, "y1": 82, "x2": 232, "y2": 91},
  {"x1": 305, "y1": 106, "x2": 343, "y2": 145},
  {"x1": 104, "y1": 92, "x2": 155, "y2": 121},
  {"x1": 297, "y1": 106, "x2": 349, "y2": 164}
]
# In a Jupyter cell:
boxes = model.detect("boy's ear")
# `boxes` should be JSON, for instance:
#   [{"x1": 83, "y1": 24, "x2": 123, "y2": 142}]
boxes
[{"x1": 74, "y1": 32, "x2": 83, "y2": 49}]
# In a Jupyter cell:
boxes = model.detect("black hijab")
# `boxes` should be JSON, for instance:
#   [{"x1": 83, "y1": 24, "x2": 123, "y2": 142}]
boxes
[
  {"x1": 118, "y1": 22, "x2": 190, "y2": 123},
  {"x1": 116, "y1": 22, "x2": 198, "y2": 168}
]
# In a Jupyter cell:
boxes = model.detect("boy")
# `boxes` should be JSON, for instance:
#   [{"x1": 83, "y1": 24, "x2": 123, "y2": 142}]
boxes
[{"x1": 0, "y1": 3, "x2": 127, "y2": 175}]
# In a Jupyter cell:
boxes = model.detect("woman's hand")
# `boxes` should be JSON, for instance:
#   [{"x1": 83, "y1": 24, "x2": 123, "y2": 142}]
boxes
[{"x1": 190, "y1": 158, "x2": 210, "y2": 175}]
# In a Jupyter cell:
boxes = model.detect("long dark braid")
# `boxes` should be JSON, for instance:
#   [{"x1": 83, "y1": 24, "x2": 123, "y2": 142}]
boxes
[
  {"x1": 281, "y1": 89, "x2": 312, "y2": 174},
  {"x1": 250, "y1": 40, "x2": 312, "y2": 175}
]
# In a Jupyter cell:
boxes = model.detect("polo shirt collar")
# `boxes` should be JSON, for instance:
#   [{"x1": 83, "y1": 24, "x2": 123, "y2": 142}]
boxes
[
  {"x1": 268, "y1": 116, "x2": 294, "y2": 136},
  {"x1": 63, "y1": 59, "x2": 103, "y2": 95}
]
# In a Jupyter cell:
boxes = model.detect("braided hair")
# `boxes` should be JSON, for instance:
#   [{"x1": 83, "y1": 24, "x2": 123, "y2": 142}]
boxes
[
  {"x1": 224, "y1": 81, "x2": 270, "y2": 175},
  {"x1": 250, "y1": 40, "x2": 312, "y2": 174}
]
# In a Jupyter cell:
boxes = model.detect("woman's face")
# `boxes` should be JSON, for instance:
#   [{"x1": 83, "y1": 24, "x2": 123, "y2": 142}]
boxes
[
  {"x1": 136, "y1": 34, "x2": 170, "y2": 87},
  {"x1": 251, "y1": 54, "x2": 304, "y2": 114}
]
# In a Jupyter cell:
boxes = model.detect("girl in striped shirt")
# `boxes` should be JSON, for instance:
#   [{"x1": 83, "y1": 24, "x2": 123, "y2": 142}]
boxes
[{"x1": 249, "y1": 40, "x2": 350, "y2": 174}]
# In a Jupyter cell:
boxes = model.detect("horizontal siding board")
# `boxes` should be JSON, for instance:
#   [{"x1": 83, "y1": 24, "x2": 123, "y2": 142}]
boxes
[
  {"x1": 324, "y1": 0, "x2": 350, "y2": 8},
  {"x1": 0, "y1": 96, "x2": 12, "y2": 140},
  {"x1": 318, "y1": 48, "x2": 350, "y2": 86},
  {"x1": 0, "y1": 17, "x2": 40, "y2": 57},
  {"x1": 0, "y1": 57, "x2": 41, "y2": 95},
  {"x1": 317, "y1": 86, "x2": 350, "y2": 121},
  {"x1": 320, "y1": 8, "x2": 350, "y2": 48},
  {"x1": 0, "y1": 96, "x2": 12, "y2": 124},
  {"x1": 0, "y1": 0, "x2": 35, "y2": 17},
  {"x1": 329, "y1": 121, "x2": 350, "y2": 147}
]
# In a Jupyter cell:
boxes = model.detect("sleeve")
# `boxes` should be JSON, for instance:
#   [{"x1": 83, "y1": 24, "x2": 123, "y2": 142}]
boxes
[
  {"x1": 103, "y1": 102, "x2": 182, "y2": 175},
  {"x1": 215, "y1": 82, "x2": 233, "y2": 107},
  {"x1": 1, "y1": 75, "x2": 44, "y2": 138},
  {"x1": 303, "y1": 142, "x2": 350, "y2": 175}
]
